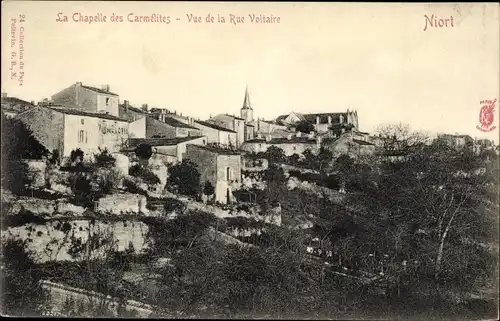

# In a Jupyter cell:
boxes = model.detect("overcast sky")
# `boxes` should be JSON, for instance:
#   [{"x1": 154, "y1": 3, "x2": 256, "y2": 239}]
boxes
[{"x1": 2, "y1": 2, "x2": 499, "y2": 142}]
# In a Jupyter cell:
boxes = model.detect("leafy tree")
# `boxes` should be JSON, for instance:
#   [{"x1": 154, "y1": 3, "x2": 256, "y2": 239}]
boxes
[
  {"x1": 288, "y1": 153, "x2": 300, "y2": 166},
  {"x1": 296, "y1": 120, "x2": 315, "y2": 134},
  {"x1": 129, "y1": 164, "x2": 161, "y2": 186},
  {"x1": 70, "y1": 148, "x2": 85, "y2": 163},
  {"x1": 166, "y1": 159, "x2": 201, "y2": 197},
  {"x1": 134, "y1": 143, "x2": 153, "y2": 160},
  {"x1": 203, "y1": 181, "x2": 215, "y2": 196},
  {"x1": 317, "y1": 146, "x2": 333, "y2": 172},
  {"x1": 1, "y1": 114, "x2": 48, "y2": 194},
  {"x1": 263, "y1": 146, "x2": 286, "y2": 164},
  {"x1": 0, "y1": 239, "x2": 48, "y2": 316},
  {"x1": 94, "y1": 148, "x2": 116, "y2": 168},
  {"x1": 262, "y1": 164, "x2": 286, "y2": 184}
]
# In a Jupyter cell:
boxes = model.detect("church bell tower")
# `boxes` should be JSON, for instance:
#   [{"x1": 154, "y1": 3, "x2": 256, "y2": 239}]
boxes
[{"x1": 240, "y1": 85, "x2": 253, "y2": 123}]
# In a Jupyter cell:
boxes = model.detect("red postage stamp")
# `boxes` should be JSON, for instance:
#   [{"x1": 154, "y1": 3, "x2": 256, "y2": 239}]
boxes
[{"x1": 476, "y1": 98, "x2": 497, "y2": 132}]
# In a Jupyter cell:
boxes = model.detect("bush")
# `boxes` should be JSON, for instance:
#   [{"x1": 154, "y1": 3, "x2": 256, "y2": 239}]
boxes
[
  {"x1": 203, "y1": 181, "x2": 215, "y2": 196},
  {"x1": 123, "y1": 178, "x2": 148, "y2": 196},
  {"x1": 93, "y1": 168, "x2": 122, "y2": 194},
  {"x1": 129, "y1": 164, "x2": 161, "y2": 186},
  {"x1": 94, "y1": 148, "x2": 116, "y2": 168},
  {"x1": 69, "y1": 173, "x2": 99, "y2": 208},
  {"x1": 134, "y1": 143, "x2": 153, "y2": 160},
  {"x1": 70, "y1": 149, "x2": 84, "y2": 163},
  {"x1": 164, "y1": 198, "x2": 187, "y2": 214}
]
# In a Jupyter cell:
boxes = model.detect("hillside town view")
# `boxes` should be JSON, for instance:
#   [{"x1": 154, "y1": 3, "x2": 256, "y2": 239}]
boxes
[{"x1": 1, "y1": 83, "x2": 498, "y2": 319}]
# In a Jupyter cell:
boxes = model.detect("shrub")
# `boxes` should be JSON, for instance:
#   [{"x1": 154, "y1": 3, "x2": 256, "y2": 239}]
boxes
[
  {"x1": 203, "y1": 181, "x2": 215, "y2": 196},
  {"x1": 123, "y1": 178, "x2": 148, "y2": 196},
  {"x1": 70, "y1": 149, "x2": 84, "y2": 163},
  {"x1": 93, "y1": 168, "x2": 122, "y2": 194},
  {"x1": 134, "y1": 143, "x2": 153, "y2": 160},
  {"x1": 129, "y1": 164, "x2": 161, "y2": 186},
  {"x1": 164, "y1": 198, "x2": 187, "y2": 214},
  {"x1": 94, "y1": 148, "x2": 116, "y2": 168}
]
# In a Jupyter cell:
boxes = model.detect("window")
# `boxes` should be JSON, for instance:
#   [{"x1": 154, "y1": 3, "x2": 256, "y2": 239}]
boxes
[
  {"x1": 293, "y1": 146, "x2": 296, "y2": 151},
  {"x1": 81, "y1": 119, "x2": 84, "y2": 125},
  {"x1": 105, "y1": 98, "x2": 110, "y2": 106},
  {"x1": 78, "y1": 130, "x2": 85, "y2": 143},
  {"x1": 226, "y1": 167, "x2": 231, "y2": 181}
]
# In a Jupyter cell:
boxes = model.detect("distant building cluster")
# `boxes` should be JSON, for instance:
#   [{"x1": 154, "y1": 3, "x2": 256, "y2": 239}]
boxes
[{"x1": 1, "y1": 82, "x2": 496, "y2": 202}]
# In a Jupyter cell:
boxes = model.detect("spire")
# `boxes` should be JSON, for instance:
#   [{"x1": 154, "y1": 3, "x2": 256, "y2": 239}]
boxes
[{"x1": 242, "y1": 85, "x2": 252, "y2": 110}]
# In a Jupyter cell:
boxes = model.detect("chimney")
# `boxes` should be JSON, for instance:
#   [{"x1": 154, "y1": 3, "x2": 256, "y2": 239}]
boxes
[
  {"x1": 102, "y1": 84, "x2": 110, "y2": 92},
  {"x1": 316, "y1": 116, "x2": 320, "y2": 125},
  {"x1": 1, "y1": 93, "x2": 7, "y2": 98},
  {"x1": 142, "y1": 104, "x2": 148, "y2": 112},
  {"x1": 75, "y1": 82, "x2": 82, "y2": 87},
  {"x1": 124, "y1": 100, "x2": 129, "y2": 107}
]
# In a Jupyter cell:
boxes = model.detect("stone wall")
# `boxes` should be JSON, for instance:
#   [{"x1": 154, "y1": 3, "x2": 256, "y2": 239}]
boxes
[
  {"x1": 40, "y1": 280, "x2": 153, "y2": 317},
  {"x1": 5, "y1": 219, "x2": 149, "y2": 263},
  {"x1": 10, "y1": 198, "x2": 85, "y2": 216},
  {"x1": 97, "y1": 192, "x2": 148, "y2": 214}
]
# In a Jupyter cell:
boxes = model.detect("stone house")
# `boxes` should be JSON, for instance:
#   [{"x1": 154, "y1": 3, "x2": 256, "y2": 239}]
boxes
[
  {"x1": 1, "y1": 93, "x2": 35, "y2": 118},
  {"x1": 193, "y1": 120, "x2": 238, "y2": 147},
  {"x1": 240, "y1": 132, "x2": 321, "y2": 156},
  {"x1": 125, "y1": 136, "x2": 208, "y2": 187},
  {"x1": 322, "y1": 132, "x2": 376, "y2": 158},
  {"x1": 185, "y1": 144, "x2": 242, "y2": 204},
  {"x1": 51, "y1": 82, "x2": 120, "y2": 117},
  {"x1": 16, "y1": 106, "x2": 129, "y2": 160},
  {"x1": 208, "y1": 114, "x2": 248, "y2": 147},
  {"x1": 275, "y1": 110, "x2": 359, "y2": 133},
  {"x1": 121, "y1": 102, "x2": 201, "y2": 139},
  {"x1": 149, "y1": 107, "x2": 195, "y2": 126},
  {"x1": 248, "y1": 118, "x2": 288, "y2": 134}
]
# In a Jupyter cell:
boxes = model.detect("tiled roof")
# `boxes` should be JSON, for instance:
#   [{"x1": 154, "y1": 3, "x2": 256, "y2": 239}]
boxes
[
  {"x1": 119, "y1": 104, "x2": 146, "y2": 114},
  {"x1": 162, "y1": 116, "x2": 199, "y2": 130},
  {"x1": 352, "y1": 139, "x2": 375, "y2": 146},
  {"x1": 1, "y1": 96, "x2": 34, "y2": 106},
  {"x1": 81, "y1": 85, "x2": 118, "y2": 96},
  {"x1": 47, "y1": 106, "x2": 128, "y2": 121},
  {"x1": 276, "y1": 112, "x2": 305, "y2": 123},
  {"x1": 226, "y1": 114, "x2": 245, "y2": 120},
  {"x1": 187, "y1": 144, "x2": 241, "y2": 155},
  {"x1": 194, "y1": 120, "x2": 237, "y2": 133},
  {"x1": 128, "y1": 136, "x2": 205, "y2": 147},
  {"x1": 244, "y1": 136, "x2": 317, "y2": 144}
]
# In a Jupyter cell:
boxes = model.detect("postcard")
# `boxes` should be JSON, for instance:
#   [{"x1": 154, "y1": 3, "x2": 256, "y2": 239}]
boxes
[{"x1": 1, "y1": 1, "x2": 499, "y2": 319}]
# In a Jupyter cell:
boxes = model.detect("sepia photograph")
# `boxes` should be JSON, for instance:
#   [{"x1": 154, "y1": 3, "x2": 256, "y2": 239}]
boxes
[{"x1": 1, "y1": 1, "x2": 499, "y2": 319}]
